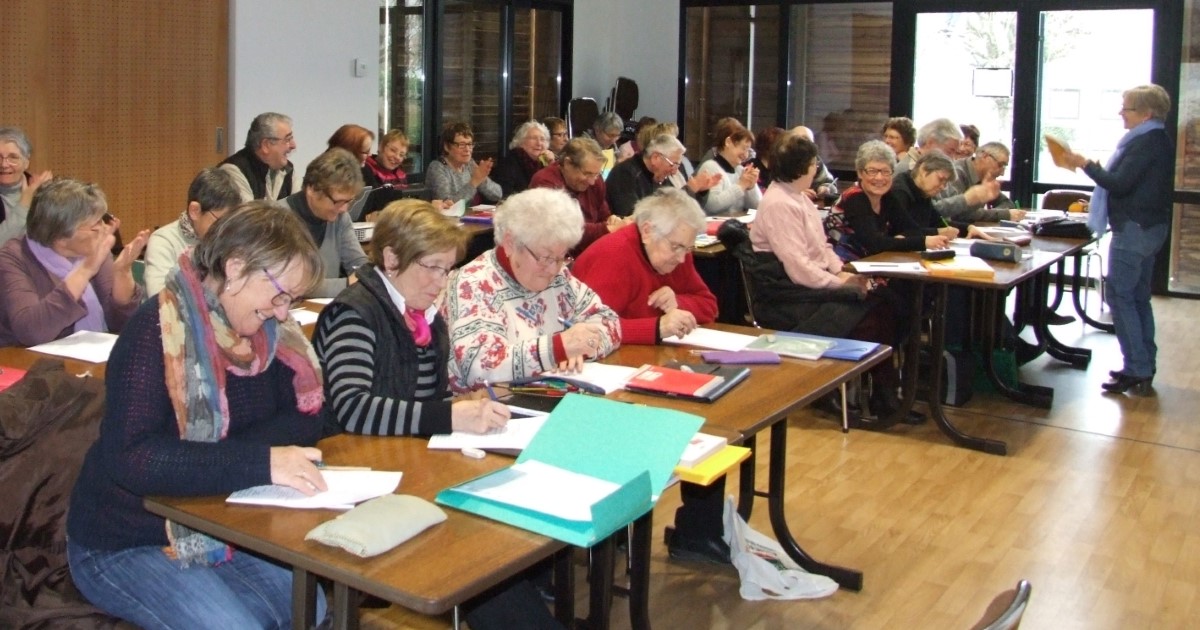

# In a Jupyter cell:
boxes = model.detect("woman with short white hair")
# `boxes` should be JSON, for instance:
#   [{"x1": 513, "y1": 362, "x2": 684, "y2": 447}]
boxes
[
  {"x1": 442, "y1": 188, "x2": 620, "y2": 391},
  {"x1": 0, "y1": 126, "x2": 53, "y2": 244},
  {"x1": 494, "y1": 121, "x2": 555, "y2": 197}
]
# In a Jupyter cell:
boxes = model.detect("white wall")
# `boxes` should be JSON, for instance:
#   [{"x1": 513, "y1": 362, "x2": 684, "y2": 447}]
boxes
[
  {"x1": 229, "y1": 0, "x2": 379, "y2": 180},
  {"x1": 572, "y1": 0, "x2": 680, "y2": 124}
]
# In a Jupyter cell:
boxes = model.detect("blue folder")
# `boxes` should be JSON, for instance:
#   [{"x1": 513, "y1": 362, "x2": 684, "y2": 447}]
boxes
[
  {"x1": 773, "y1": 331, "x2": 879, "y2": 361},
  {"x1": 436, "y1": 394, "x2": 703, "y2": 548}
]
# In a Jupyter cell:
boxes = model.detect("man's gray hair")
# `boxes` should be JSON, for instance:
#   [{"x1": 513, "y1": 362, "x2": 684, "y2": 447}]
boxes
[
  {"x1": 645, "y1": 134, "x2": 685, "y2": 158},
  {"x1": 509, "y1": 121, "x2": 550, "y2": 150},
  {"x1": 0, "y1": 127, "x2": 32, "y2": 160},
  {"x1": 978, "y1": 141, "x2": 1010, "y2": 158},
  {"x1": 855, "y1": 140, "x2": 896, "y2": 172},
  {"x1": 594, "y1": 112, "x2": 624, "y2": 135},
  {"x1": 245, "y1": 112, "x2": 293, "y2": 151},
  {"x1": 633, "y1": 188, "x2": 705, "y2": 237},
  {"x1": 494, "y1": 188, "x2": 584, "y2": 250},
  {"x1": 916, "y1": 118, "x2": 962, "y2": 148}
]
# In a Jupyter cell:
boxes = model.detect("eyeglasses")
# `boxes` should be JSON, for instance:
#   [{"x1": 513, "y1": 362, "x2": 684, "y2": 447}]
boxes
[
  {"x1": 656, "y1": 153, "x2": 681, "y2": 170},
  {"x1": 323, "y1": 191, "x2": 355, "y2": 209},
  {"x1": 861, "y1": 167, "x2": 892, "y2": 179},
  {"x1": 1120, "y1": 107, "x2": 1139, "y2": 113},
  {"x1": 450, "y1": 141, "x2": 475, "y2": 149},
  {"x1": 982, "y1": 152, "x2": 1009, "y2": 170},
  {"x1": 0, "y1": 154, "x2": 25, "y2": 165},
  {"x1": 263, "y1": 268, "x2": 296, "y2": 308},
  {"x1": 551, "y1": 131, "x2": 568, "y2": 138},
  {"x1": 268, "y1": 134, "x2": 295, "y2": 144},
  {"x1": 414, "y1": 260, "x2": 453, "y2": 279},
  {"x1": 523, "y1": 244, "x2": 572, "y2": 268},
  {"x1": 665, "y1": 237, "x2": 695, "y2": 256}
]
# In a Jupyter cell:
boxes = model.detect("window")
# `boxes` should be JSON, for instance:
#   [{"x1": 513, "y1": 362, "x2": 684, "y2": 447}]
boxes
[
  {"x1": 380, "y1": 1, "x2": 426, "y2": 174},
  {"x1": 512, "y1": 9, "x2": 564, "y2": 128}
]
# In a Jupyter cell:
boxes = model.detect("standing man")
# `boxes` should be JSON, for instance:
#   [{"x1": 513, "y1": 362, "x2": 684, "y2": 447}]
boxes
[{"x1": 220, "y1": 112, "x2": 298, "y2": 202}]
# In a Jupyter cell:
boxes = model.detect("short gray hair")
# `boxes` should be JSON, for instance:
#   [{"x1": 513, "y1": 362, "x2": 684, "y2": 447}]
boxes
[
  {"x1": 914, "y1": 150, "x2": 956, "y2": 180},
  {"x1": 494, "y1": 188, "x2": 584, "y2": 250},
  {"x1": 26, "y1": 178, "x2": 107, "y2": 245},
  {"x1": 855, "y1": 140, "x2": 896, "y2": 172},
  {"x1": 633, "y1": 188, "x2": 705, "y2": 237},
  {"x1": 187, "y1": 167, "x2": 241, "y2": 213},
  {"x1": 245, "y1": 112, "x2": 293, "y2": 152},
  {"x1": 645, "y1": 134, "x2": 685, "y2": 158},
  {"x1": 509, "y1": 121, "x2": 550, "y2": 150},
  {"x1": 561, "y1": 137, "x2": 604, "y2": 166},
  {"x1": 978, "y1": 141, "x2": 1010, "y2": 159},
  {"x1": 594, "y1": 112, "x2": 623, "y2": 135},
  {"x1": 0, "y1": 127, "x2": 32, "y2": 160},
  {"x1": 1124, "y1": 84, "x2": 1171, "y2": 121},
  {"x1": 917, "y1": 118, "x2": 962, "y2": 148}
]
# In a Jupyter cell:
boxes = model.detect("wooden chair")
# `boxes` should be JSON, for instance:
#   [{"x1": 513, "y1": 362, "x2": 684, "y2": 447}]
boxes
[
  {"x1": 969, "y1": 579, "x2": 1032, "y2": 630},
  {"x1": 566, "y1": 98, "x2": 600, "y2": 138}
]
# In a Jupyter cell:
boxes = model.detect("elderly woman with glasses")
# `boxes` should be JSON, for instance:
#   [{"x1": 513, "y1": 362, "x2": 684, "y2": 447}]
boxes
[
  {"x1": 890, "y1": 150, "x2": 982, "y2": 241},
  {"x1": 826, "y1": 140, "x2": 951, "y2": 262},
  {"x1": 0, "y1": 178, "x2": 148, "y2": 347},
  {"x1": 313, "y1": 200, "x2": 511, "y2": 436},
  {"x1": 67, "y1": 202, "x2": 330, "y2": 628},
  {"x1": 427, "y1": 121, "x2": 502, "y2": 205},
  {"x1": 363, "y1": 128, "x2": 411, "y2": 189},
  {"x1": 281, "y1": 148, "x2": 369, "y2": 297},
  {"x1": 442, "y1": 188, "x2": 620, "y2": 391},
  {"x1": 494, "y1": 121, "x2": 556, "y2": 198},
  {"x1": 1, "y1": 126, "x2": 53, "y2": 244}
]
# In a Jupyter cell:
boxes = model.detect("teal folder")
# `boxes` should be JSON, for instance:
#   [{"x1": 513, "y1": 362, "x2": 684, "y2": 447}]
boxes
[{"x1": 436, "y1": 394, "x2": 703, "y2": 547}]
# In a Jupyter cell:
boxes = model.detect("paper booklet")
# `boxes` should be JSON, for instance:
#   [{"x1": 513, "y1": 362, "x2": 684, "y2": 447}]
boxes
[
  {"x1": 744, "y1": 333, "x2": 835, "y2": 360},
  {"x1": 512, "y1": 362, "x2": 640, "y2": 395},
  {"x1": 28, "y1": 331, "x2": 119, "y2": 364},
  {"x1": 921, "y1": 255, "x2": 996, "y2": 279},
  {"x1": 227, "y1": 470, "x2": 402, "y2": 510},
  {"x1": 1044, "y1": 134, "x2": 1074, "y2": 171},
  {"x1": 664, "y1": 327, "x2": 758, "y2": 351},
  {"x1": 427, "y1": 406, "x2": 550, "y2": 452},
  {"x1": 624, "y1": 362, "x2": 750, "y2": 403}
]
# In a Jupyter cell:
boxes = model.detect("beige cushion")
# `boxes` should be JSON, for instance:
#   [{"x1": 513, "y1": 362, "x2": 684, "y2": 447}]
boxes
[{"x1": 305, "y1": 494, "x2": 447, "y2": 557}]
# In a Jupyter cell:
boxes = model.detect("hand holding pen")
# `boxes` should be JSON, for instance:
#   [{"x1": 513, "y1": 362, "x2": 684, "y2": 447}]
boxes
[
  {"x1": 450, "y1": 380, "x2": 510, "y2": 434},
  {"x1": 557, "y1": 316, "x2": 605, "y2": 362}
]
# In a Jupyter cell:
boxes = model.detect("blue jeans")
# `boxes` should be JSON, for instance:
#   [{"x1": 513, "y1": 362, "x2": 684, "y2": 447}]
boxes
[
  {"x1": 1105, "y1": 222, "x2": 1168, "y2": 378},
  {"x1": 68, "y1": 539, "x2": 326, "y2": 630}
]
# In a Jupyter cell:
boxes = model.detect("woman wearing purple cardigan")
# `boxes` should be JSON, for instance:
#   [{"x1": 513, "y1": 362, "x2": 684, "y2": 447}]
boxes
[{"x1": 0, "y1": 178, "x2": 148, "y2": 347}]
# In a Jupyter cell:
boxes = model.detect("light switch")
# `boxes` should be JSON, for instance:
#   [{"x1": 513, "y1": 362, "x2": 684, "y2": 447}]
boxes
[{"x1": 354, "y1": 58, "x2": 368, "y2": 78}]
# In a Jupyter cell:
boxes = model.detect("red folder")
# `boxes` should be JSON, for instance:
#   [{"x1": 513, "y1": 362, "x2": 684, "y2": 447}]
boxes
[{"x1": 625, "y1": 364, "x2": 724, "y2": 399}]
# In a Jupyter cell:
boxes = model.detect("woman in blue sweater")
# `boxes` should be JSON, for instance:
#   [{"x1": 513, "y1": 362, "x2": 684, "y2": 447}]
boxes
[
  {"x1": 67, "y1": 202, "x2": 329, "y2": 629},
  {"x1": 1063, "y1": 84, "x2": 1174, "y2": 395}
]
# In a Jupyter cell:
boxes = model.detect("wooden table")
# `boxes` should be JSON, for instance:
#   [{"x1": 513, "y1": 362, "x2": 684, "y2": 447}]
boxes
[
  {"x1": 600, "y1": 323, "x2": 891, "y2": 592},
  {"x1": 854, "y1": 237, "x2": 1092, "y2": 455},
  {"x1": 144, "y1": 435, "x2": 573, "y2": 630}
]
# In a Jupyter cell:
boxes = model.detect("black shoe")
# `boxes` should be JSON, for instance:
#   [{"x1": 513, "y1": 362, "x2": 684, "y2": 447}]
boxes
[
  {"x1": 1045, "y1": 311, "x2": 1076, "y2": 326},
  {"x1": 667, "y1": 533, "x2": 731, "y2": 565},
  {"x1": 1101, "y1": 373, "x2": 1153, "y2": 395},
  {"x1": 1109, "y1": 369, "x2": 1155, "y2": 383}
]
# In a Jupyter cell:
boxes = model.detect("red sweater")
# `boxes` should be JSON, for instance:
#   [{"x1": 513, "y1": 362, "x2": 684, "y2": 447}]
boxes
[
  {"x1": 572, "y1": 224, "x2": 717, "y2": 345},
  {"x1": 529, "y1": 163, "x2": 612, "y2": 255}
]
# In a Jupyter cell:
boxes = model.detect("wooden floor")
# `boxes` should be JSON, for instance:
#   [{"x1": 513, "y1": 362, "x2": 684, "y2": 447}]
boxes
[{"x1": 365, "y1": 294, "x2": 1200, "y2": 630}]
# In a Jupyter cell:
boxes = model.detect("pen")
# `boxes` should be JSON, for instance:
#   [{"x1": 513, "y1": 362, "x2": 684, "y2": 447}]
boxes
[
  {"x1": 556, "y1": 316, "x2": 575, "y2": 328},
  {"x1": 483, "y1": 380, "x2": 500, "y2": 402},
  {"x1": 314, "y1": 462, "x2": 372, "y2": 471}
]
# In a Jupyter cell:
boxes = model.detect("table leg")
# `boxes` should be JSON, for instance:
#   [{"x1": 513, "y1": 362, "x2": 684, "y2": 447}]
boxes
[
  {"x1": 627, "y1": 512, "x2": 653, "y2": 630},
  {"x1": 737, "y1": 435, "x2": 757, "y2": 522},
  {"x1": 978, "y1": 289, "x2": 1054, "y2": 409},
  {"x1": 1070, "y1": 251, "x2": 1115, "y2": 333},
  {"x1": 291, "y1": 566, "x2": 317, "y2": 630},
  {"x1": 331, "y1": 582, "x2": 360, "y2": 630},
  {"x1": 1030, "y1": 271, "x2": 1091, "y2": 367},
  {"x1": 925, "y1": 285, "x2": 1009, "y2": 455},
  {"x1": 766, "y1": 421, "x2": 863, "y2": 590},
  {"x1": 585, "y1": 536, "x2": 615, "y2": 630},
  {"x1": 552, "y1": 547, "x2": 575, "y2": 627}
]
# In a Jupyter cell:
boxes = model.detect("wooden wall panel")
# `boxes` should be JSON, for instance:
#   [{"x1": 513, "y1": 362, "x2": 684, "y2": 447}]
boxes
[{"x1": 0, "y1": 1, "x2": 228, "y2": 236}]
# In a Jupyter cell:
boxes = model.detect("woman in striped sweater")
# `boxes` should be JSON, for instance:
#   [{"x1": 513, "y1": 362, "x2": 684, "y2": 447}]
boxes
[{"x1": 312, "y1": 200, "x2": 510, "y2": 436}]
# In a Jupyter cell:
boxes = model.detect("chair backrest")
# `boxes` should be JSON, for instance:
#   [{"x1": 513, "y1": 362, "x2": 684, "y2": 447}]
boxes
[
  {"x1": 971, "y1": 579, "x2": 1032, "y2": 630},
  {"x1": 609, "y1": 77, "x2": 639, "y2": 121},
  {"x1": 567, "y1": 98, "x2": 600, "y2": 138},
  {"x1": 1040, "y1": 189, "x2": 1091, "y2": 211}
]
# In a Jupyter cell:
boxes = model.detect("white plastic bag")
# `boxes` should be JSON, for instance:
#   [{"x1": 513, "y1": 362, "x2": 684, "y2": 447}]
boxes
[{"x1": 722, "y1": 495, "x2": 839, "y2": 600}]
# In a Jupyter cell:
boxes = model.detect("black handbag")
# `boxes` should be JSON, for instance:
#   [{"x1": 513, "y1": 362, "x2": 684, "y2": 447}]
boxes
[{"x1": 1034, "y1": 217, "x2": 1092, "y2": 239}]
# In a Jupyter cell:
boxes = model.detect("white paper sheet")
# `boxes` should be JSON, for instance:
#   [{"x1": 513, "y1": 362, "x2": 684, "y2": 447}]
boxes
[
  {"x1": 848, "y1": 262, "x2": 927, "y2": 274},
  {"x1": 451, "y1": 460, "x2": 618, "y2": 522},
  {"x1": 289, "y1": 309, "x2": 320, "y2": 326},
  {"x1": 664, "y1": 327, "x2": 758, "y2": 351},
  {"x1": 540, "y1": 362, "x2": 639, "y2": 394},
  {"x1": 226, "y1": 470, "x2": 402, "y2": 510},
  {"x1": 427, "y1": 406, "x2": 550, "y2": 451},
  {"x1": 305, "y1": 297, "x2": 335, "y2": 305},
  {"x1": 28, "y1": 331, "x2": 119, "y2": 363}
]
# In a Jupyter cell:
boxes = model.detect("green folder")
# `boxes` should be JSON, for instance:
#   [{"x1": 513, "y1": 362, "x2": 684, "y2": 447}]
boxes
[{"x1": 436, "y1": 394, "x2": 703, "y2": 548}]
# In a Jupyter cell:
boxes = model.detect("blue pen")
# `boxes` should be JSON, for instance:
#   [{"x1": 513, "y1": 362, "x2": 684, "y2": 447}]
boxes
[
  {"x1": 483, "y1": 380, "x2": 500, "y2": 402},
  {"x1": 557, "y1": 316, "x2": 575, "y2": 328}
]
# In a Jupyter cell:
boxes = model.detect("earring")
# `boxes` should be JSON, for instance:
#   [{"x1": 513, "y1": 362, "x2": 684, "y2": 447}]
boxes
[{"x1": 224, "y1": 281, "x2": 231, "y2": 292}]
